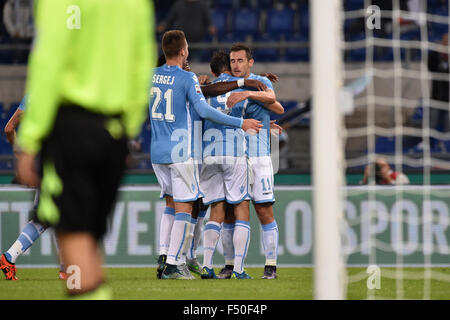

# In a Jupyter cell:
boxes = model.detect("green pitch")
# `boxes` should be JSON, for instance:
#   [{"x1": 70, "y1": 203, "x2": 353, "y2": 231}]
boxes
[{"x1": 1, "y1": 267, "x2": 449, "y2": 300}]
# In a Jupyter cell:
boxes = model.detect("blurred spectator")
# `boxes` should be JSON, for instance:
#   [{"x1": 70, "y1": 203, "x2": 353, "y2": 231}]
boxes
[
  {"x1": 3, "y1": 0, "x2": 34, "y2": 39},
  {"x1": 3, "y1": 0, "x2": 34, "y2": 63},
  {"x1": 361, "y1": 157, "x2": 410, "y2": 185},
  {"x1": 428, "y1": 33, "x2": 449, "y2": 137},
  {"x1": 157, "y1": 0, "x2": 216, "y2": 61}
]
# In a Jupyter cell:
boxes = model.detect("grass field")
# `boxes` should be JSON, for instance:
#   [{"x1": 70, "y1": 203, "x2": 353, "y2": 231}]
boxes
[{"x1": 1, "y1": 267, "x2": 449, "y2": 300}]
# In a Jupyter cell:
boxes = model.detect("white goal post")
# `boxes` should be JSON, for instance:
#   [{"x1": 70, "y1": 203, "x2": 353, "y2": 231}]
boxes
[{"x1": 311, "y1": 0, "x2": 345, "y2": 300}]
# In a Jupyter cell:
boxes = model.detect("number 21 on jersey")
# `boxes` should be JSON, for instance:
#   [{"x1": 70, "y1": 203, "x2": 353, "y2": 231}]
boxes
[{"x1": 151, "y1": 87, "x2": 175, "y2": 122}]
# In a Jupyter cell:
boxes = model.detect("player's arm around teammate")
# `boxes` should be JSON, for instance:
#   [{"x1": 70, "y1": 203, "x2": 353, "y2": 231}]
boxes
[
  {"x1": 229, "y1": 43, "x2": 281, "y2": 279},
  {"x1": 152, "y1": 31, "x2": 261, "y2": 280}
]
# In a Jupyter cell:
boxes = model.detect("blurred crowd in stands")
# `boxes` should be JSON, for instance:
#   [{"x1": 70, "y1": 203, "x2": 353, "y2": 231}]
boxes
[{"x1": 0, "y1": 0, "x2": 449, "y2": 175}]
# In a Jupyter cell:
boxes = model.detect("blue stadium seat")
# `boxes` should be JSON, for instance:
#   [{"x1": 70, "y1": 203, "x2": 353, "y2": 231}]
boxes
[
  {"x1": 429, "y1": 22, "x2": 449, "y2": 39},
  {"x1": 345, "y1": 33, "x2": 366, "y2": 62},
  {"x1": 0, "y1": 159, "x2": 14, "y2": 170},
  {"x1": 139, "y1": 121, "x2": 151, "y2": 154},
  {"x1": 266, "y1": 7, "x2": 295, "y2": 36},
  {"x1": 256, "y1": 0, "x2": 273, "y2": 9},
  {"x1": 215, "y1": 0, "x2": 235, "y2": 9},
  {"x1": 375, "y1": 136, "x2": 396, "y2": 153},
  {"x1": 8, "y1": 103, "x2": 20, "y2": 118},
  {"x1": 285, "y1": 33, "x2": 309, "y2": 62},
  {"x1": 298, "y1": 8, "x2": 309, "y2": 36},
  {"x1": 430, "y1": 5, "x2": 449, "y2": 16},
  {"x1": 155, "y1": 9, "x2": 169, "y2": 26},
  {"x1": 0, "y1": 50, "x2": 13, "y2": 64},
  {"x1": 427, "y1": 0, "x2": 445, "y2": 11},
  {"x1": 400, "y1": 29, "x2": 421, "y2": 41},
  {"x1": 252, "y1": 33, "x2": 280, "y2": 62},
  {"x1": 344, "y1": 18, "x2": 364, "y2": 39},
  {"x1": 444, "y1": 140, "x2": 450, "y2": 152},
  {"x1": 0, "y1": 108, "x2": 10, "y2": 128},
  {"x1": 373, "y1": 46, "x2": 393, "y2": 61},
  {"x1": 270, "y1": 100, "x2": 298, "y2": 121},
  {"x1": 218, "y1": 32, "x2": 247, "y2": 43},
  {"x1": 0, "y1": 142, "x2": 13, "y2": 156},
  {"x1": 349, "y1": 47, "x2": 366, "y2": 62},
  {"x1": 211, "y1": 8, "x2": 229, "y2": 37},
  {"x1": 344, "y1": 0, "x2": 364, "y2": 11},
  {"x1": 231, "y1": 8, "x2": 260, "y2": 37},
  {"x1": 428, "y1": 29, "x2": 445, "y2": 43}
]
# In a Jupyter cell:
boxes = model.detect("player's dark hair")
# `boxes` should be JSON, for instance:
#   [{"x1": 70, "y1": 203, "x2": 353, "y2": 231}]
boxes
[
  {"x1": 157, "y1": 54, "x2": 166, "y2": 67},
  {"x1": 230, "y1": 43, "x2": 253, "y2": 61},
  {"x1": 162, "y1": 30, "x2": 187, "y2": 59},
  {"x1": 210, "y1": 50, "x2": 230, "y2": 76}
]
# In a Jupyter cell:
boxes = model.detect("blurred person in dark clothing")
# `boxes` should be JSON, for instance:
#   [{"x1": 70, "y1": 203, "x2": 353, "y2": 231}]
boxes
[
  {"x1": 157, "y1": 0, "x2": 216, "y2": 61},
  {"x1": 428, "y1": 33, "x2": 450, "y2": 136}
]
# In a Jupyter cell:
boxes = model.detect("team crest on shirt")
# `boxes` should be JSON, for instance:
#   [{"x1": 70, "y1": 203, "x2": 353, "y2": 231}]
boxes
[{"x1": 195, "y1": 84, "x2": 201, "y2": 94}]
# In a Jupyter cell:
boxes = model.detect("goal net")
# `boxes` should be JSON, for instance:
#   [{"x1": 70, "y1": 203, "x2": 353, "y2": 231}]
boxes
[{"x1": 313, "y1": 0, "x2": 450, "y2": 300}]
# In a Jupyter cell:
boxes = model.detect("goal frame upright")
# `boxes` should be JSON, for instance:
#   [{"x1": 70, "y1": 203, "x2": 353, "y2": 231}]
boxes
[{"x1": 311, "y1": 0, "x2": 345, "y2": 300}]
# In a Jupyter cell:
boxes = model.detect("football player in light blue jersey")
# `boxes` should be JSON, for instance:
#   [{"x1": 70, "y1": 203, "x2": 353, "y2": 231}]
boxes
[
  {"x1": 199, "y1": 51, "x2": 284, "y2": 279},
  {"x1": 1, "y1": 95, "x2": 68, "y2": 281},
  {"x1": 217, "y1": 43, "x2": 284, "y2": 280},
  {"x1": 154, "y1": 54, "x2": 267, "y2": 278},
  {"x1": 199, "y1": 56, "x2": 251, "y2": 279},
  {"x1": 151, "y1": 30, "x2": 262, "y2": 280}
]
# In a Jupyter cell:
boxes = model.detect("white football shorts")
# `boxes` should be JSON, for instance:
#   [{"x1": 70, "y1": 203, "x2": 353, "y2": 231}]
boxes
[
  {"x1": 200, "y1": 156, "x2": 252, "y2": 205},
  {"x1": 152, "y1": 158, "x2": 204, "y2": 202},
  {"x1": 250, "y1": 155, "x2": 275, "y2": 203}
]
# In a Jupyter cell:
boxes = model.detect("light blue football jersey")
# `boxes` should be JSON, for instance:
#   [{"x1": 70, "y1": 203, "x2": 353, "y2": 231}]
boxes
[
  {"x1": 190, "y1": 104, "x2": 203, "y2": 161},
  {"x1": 203, "y1": 73, "x2": 247, "y2": 158},
  {"x1": 244, "y1": 73, "x2": 273, "y2": 157},
  {"x1": 150, "y1": 65, "x2": 243, "y2": 164}
]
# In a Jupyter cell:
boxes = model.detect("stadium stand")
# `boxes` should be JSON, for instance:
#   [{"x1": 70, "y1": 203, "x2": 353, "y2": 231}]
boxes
[
  {"x1": 1, "y1": 0, "x2": 450, "y2": 173},
  {"x1": 231, "y1": 7, "x2": 261, "y2": 38},
  {"x1": 2, "y1": 1, "x2": 448, "y2": 64},
  {"x1": 265, "y1": 6, "x2": 296, "y2": 36}
]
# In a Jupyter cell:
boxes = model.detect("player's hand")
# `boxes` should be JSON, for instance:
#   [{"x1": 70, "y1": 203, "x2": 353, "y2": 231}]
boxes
[
  {"x1": 242, "y1": 119, "x2": 263, "y2": 134},
  {"x1": 244, "y1": 79, "x2": 267, "y2": 91},
  {"x1": 226, "y1": 91, "x2": 249, "y2": 109},
  {"x1": 183, "y1": 61, "x2": 191, "y2": 72},
  {"x1": 270, "y1": 120, "x2": 283, "y2": 134},
  {"x1": 197, "y1": 75, "x2": 211, "y2": 85},
  {"x1": 17, "y1": 152, "x2": 40, "y2": 188},
  {"x1": 260, "y1": 73, "x2": 279, "y2": 83}
]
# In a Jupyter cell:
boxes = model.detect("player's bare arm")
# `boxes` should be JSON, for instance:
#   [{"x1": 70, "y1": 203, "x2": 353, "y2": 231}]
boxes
[
  {"x1": 264, "y1": 101, "x2": 284, "y2": 115},
  {"x1": 17, "y1": 152, "x2": 40, "y2": 187},
  {"x1": 226, "y1": 89, "x2": 276, "y2": 109},
  {"x1": 197, "y1": 74, "x2": 211, "y2": 85},
  {"x1": 4, "y1": 108, "x2": 24, "y2": 145},
  {"x1": 200, "y1": 78, "x2": 267, "y2": 97},
  {"x1": 259, "y1": 72, "x2": 279, "y2": 83},
  {"x1": 242, "y1": 119, "x2": 263, "y2": 133}
]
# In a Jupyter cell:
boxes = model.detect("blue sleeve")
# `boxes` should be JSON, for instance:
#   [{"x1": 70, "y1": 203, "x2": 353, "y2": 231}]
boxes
[
  {"x1": 18, "y1": 95, "x2": 27, "y2": 111},
  {"x1": 248, "y1": 76, "x2": 274, "y2": 108},
  {"x1": 186, "y1": 73, "x2": 243, "y2": 128},
  {"x1": 260, "y1": 76, "x2": 273, "y2": 90}
]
